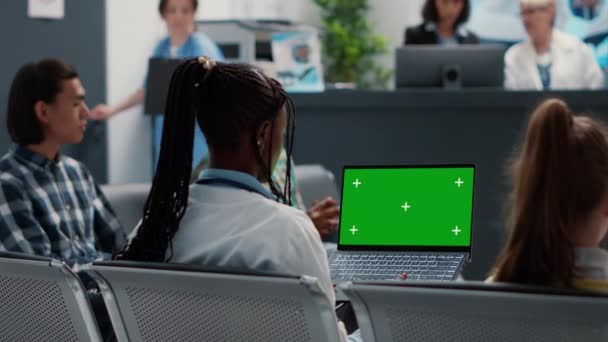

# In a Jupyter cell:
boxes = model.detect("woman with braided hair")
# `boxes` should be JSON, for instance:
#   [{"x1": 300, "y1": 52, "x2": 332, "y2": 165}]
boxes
[{"x1": 116, "y1": 57, "x2": 357, "y2": 341}]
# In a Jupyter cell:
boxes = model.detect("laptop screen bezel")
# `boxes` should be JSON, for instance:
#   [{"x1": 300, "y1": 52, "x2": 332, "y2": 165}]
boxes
[{"x1": 337, "y1": 164, "x2": 476, "y2": 254}]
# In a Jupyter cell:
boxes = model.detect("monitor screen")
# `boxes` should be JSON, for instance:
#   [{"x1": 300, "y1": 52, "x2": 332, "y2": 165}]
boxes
[
  {"x1": 217, "y1": 43, "x2": 241, "y2": 59},
  {"x1": 339, "y1": 166, "x2": 475, "y2": 249},
  {"x1": 395, "y1": 45, "x2": 507, "y2": 89}
]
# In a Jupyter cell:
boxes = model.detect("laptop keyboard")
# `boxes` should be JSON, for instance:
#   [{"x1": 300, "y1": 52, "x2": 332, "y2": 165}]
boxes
[{"x1": 330, "y1": 252, "x2": 464, "y2": 281}]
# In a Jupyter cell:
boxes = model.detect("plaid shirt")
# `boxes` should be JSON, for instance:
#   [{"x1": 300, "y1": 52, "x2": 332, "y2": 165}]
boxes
[{"x1": 0, "y1": 145, "x2": 126, "y2": 267}]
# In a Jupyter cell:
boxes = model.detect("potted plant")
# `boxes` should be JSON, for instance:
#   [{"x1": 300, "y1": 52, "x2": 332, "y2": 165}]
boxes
[{"x1": 313, "y1": 0, "x2": 391, "y2": 89}]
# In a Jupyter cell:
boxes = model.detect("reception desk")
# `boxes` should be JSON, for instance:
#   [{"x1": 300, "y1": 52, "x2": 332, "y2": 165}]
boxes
[{"x1": 290, "y1": 90, "x2": 608, "y2": 280}]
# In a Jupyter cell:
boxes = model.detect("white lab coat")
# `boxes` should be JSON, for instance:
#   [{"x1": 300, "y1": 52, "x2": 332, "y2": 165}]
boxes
[
  {"x1": 505, "y1": 29, "x2": 605, "y2": 90},
  {"x1": 468, "y1": 0, "x2": 604, "y2": 41}
]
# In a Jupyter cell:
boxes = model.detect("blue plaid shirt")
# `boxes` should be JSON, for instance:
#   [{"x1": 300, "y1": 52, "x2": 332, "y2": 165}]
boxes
[{"x1": 0, "y1": 145, "x2": 126, "y2": 267}]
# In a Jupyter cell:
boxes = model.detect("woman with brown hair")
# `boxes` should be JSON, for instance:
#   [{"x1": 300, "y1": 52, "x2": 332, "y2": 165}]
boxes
[
  {"x1": 404, "y1": 0, "x2": 478, "y2": 45},
  {"x1": 490, "y1": 98, "x2": 608, "y2": 291}
]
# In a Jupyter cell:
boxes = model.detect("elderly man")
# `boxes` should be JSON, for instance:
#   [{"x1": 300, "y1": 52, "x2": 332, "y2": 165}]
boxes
[{"x1": 505, "y1": 0, "x2": 605, "y2": 90}]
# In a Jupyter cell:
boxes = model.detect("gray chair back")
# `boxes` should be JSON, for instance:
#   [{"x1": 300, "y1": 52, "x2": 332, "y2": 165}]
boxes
[
  {"x1": 0, "y1": 252, "x2": 102, "y2": 342},
  {"x1": 100, "y1": 183, "x2": 150, "y2": 235},
  {"x1": 92, "y1": 261, "x2": 341, "y2": 342},
  {"x1": 294, "y1": 164, "x2": 340, "y2": 207},
  {"x1": 100, "y1": 167, "x2": 340, "y2": 234},
  {"x1": 340, "y1": 280, "x2": 608, "y2": 342}
]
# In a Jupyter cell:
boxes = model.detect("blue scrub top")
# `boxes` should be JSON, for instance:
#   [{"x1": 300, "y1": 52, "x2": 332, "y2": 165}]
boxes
[
  {"x1": 151, "y1": 32, "x2": 224, "y2": 59},
  {"x1": 151, "y1": 32, "x2": 224, "y2": 170}
]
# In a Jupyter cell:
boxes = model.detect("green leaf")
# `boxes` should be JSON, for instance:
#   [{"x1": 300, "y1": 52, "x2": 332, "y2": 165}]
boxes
[{"x1": 314, "y1": 0, "x2": 390, "y2": 88}]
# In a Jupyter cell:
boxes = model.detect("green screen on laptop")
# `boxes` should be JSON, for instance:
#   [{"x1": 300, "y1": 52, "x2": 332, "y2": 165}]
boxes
[{"x1": 339, "y1": 166, "x2": 475, "y2": 248}]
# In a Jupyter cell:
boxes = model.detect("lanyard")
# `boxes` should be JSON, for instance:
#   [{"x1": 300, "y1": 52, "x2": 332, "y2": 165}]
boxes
[{"x1": 195, "y1": 177, "x2": 275, "y2": 200}]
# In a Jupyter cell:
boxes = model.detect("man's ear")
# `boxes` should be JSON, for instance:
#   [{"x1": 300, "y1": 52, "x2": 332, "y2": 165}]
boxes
[
  {"x1": 34, "y1": 101, "x2": 50, "y2": 125},
  {"x1": 256, "y1": 120, "x2": 272, "y2": 152}
]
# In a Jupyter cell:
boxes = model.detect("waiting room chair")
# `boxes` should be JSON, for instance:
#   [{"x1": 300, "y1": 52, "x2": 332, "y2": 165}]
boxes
[
  {"x1": 91, "y1": 261, "x2": 342, "y2": 342},
  {"x1": 101, "y1": 165, "x2": 339, "y2": 235},
  {"x1": 340, "y1": 280, "x2": 608, "y2": 342},
  {"x1": 100, "y1": 183, "x2": 150, "y2": 235},
  {"x1": 0, "y1": 251, "x2": 102, "y2": 342},
  {"x1": 294, "y1": 164, "x2": 340, "y2": 208}
]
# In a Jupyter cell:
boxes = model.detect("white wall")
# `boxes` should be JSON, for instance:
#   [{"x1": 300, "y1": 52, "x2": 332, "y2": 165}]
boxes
[
  {"x1": 105, "y1": 0, "x2": 420, "y2": 184},
  {"x1": 106, "y1": 0, "x2": 161, "y2": 184},
  {"x1": 105, "y1": 0, "x2": 304, "y2": 184},
  {"x1": 369, "y1": 0, "x2": 425, "y2": 73}
]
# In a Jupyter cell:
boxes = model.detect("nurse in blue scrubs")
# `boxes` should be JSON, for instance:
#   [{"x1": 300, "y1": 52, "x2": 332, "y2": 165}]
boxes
[{"x1": 89, "y1": 0, "x2": 223, "y2": 166}]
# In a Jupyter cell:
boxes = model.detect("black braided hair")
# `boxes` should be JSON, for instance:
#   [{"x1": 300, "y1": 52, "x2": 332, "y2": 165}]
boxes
[{"x1": 114, "y1": 59, "x2": 295, "y2": 262}]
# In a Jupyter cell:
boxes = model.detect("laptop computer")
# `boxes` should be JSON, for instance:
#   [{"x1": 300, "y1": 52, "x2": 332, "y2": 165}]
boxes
[{"x1": 329, "y1": 165, "x2": 475, "y2": 281}]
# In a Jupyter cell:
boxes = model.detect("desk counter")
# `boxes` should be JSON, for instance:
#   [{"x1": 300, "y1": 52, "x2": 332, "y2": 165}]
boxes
[{"x1": 290, "y1": 90, "x2": 608, "y2": 279}]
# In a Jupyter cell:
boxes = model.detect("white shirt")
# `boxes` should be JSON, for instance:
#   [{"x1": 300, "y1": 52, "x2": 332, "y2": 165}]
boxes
[
  {"x1": 575, "y1": 247, "x2": 608, "y2": 280},
  {"x1": 169, "y1": 46, "x2": 178, "y2": 58},
  {"x1": 505, "y1": 29, "x2": 605, "y2": 90},
  {"x1": 168, "y1": 182, "x2": 350, "y2": 341}
]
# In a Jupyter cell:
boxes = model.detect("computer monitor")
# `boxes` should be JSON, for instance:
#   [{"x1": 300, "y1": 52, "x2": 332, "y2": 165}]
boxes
[
  {"x1": 144, "y1": 58, "x2": 208, "y2": 171},
  {"x1": 395, "y1": 45, "x2": 507, "y2": 89},
  {"x1": 144, "y1": 58, "x2": 183, "y2": 114}
]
